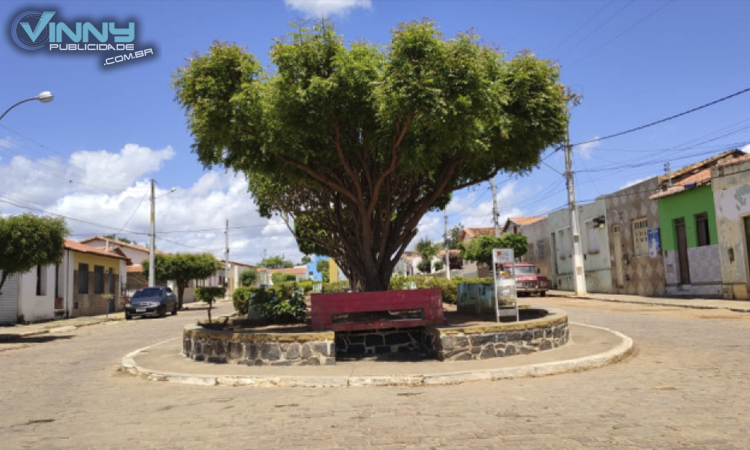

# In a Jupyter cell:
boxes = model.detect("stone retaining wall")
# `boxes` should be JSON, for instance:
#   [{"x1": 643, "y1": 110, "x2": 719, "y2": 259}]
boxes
[
  {"x1": 426, "y1": 309, "x2": 569, "y2": 361},
  {"x1": 335, "y1": 328, "x2": 427, "y2": 357},
  {"x1": 183, "y1": 325, "x2": 335, "y2": 366}
]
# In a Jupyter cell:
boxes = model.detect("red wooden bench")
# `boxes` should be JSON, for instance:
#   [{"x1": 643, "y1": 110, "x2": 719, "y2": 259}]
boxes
[{"x1": 310, "y1": 289, "x2": 447, "y2": 332}]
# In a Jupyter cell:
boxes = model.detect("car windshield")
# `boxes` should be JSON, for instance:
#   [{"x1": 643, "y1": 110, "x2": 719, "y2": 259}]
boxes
[
  {"x1": 511, "y1": 266, "x2": 536, "y2": 275},
  {"x1": 133, "y1": 288, "x2": 162, "y2": 299}
]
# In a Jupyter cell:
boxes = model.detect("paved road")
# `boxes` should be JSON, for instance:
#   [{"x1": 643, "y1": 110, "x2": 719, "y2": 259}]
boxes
[{"x1": 2, "y1": 297, "x2": 750, "y2": 449}]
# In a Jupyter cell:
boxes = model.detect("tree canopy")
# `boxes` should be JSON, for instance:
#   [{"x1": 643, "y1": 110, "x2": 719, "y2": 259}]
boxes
[
  {"x1": 142, "y1": 253, "x2": 221, "y2": 307},
  {"x1": 257, "y1": 256, "x2": 294, "y2": 269},
  {"x1": 460, "y1": 234, "x2": 529, "y2": 267},
  {"x1": 173, "y1": 19, "x2": 568, "y2": 291},
  {"x1": 240, "y1": 268, "x2": 258, "y2": 287},
  {"x1": 0, "y1": 215, "x2": 69, "y2": 292}
]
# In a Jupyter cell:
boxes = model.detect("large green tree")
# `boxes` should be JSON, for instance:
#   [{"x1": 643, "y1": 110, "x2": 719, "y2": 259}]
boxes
[
  {"x1": 460, "y1": 234, "x2": 529, "y2": 267},
  {"x1": 142, "y1": 253, "x2": 221, "y2": 308},
  {"x1": 173, "y1": 20, "x2": 568, "y2": 291},
  {"x1": 0, "y1": 215, "x2": 69, "y2": 292}
]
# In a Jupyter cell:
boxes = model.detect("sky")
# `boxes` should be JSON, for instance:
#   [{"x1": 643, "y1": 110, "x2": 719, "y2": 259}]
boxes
[{"x1": 1, "y1": 0, "x2": 749, "y2": 265}]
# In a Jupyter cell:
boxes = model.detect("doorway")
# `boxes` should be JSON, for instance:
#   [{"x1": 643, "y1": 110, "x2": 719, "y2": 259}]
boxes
[
  {"x1": 675, "y1": 217, "x2": 691, "y2": 285},
  {"x1": 612, "y1": 225, "x2": 624, "y2": 288}
]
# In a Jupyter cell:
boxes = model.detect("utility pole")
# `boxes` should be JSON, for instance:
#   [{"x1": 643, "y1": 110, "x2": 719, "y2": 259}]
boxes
[
  {"x1": 444, "y1": 208, "x2": 451, "y2": 280},
  {"x1": 491, "y1": 177, "x2": 500, "y2": 238},
  {"x1": 564, "y1": 127, "x2": 587, "y2": 296},
  {"x1": 148, "y1": 179, "x2": 155, "y2": 287},
  {"x1": 225, "y1": 219, "x2": 230, "y2": 294}
]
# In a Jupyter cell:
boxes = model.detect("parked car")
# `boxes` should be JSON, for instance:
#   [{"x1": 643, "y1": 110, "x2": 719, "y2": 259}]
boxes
[
  {"x1": 125, "y1": 286, "x2": 178, "y2": 320},
  {"x1": 500, "y1": 263, "x2": 550, "y2": 296}
]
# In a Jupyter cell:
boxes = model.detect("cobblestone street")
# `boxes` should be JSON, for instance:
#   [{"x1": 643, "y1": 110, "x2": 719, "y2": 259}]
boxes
[{"x1": 2, "y1": 297, "x2": 750, "y2": 449}]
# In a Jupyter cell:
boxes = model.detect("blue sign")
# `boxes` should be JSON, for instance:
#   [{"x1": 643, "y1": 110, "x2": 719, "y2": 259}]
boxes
[{"x1": 648, "y1": 228, "x2": 661, "y2": 258}]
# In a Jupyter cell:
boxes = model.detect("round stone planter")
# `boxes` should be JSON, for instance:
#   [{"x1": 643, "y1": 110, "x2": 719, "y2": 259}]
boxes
[
  {"x1": 425, "y1": 308, "x2": 569, "y2": 361},
  {"x1": 183, "y1": 324, "x2": 335, "y2": 366}
]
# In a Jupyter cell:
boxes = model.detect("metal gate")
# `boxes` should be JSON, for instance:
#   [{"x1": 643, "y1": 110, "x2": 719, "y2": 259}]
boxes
[{"x1": 0, "y1": 272, "x2": 19, "y2": 324}]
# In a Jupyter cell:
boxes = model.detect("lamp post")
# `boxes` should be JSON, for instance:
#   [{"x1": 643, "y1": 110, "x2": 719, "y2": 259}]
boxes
[{"x1": 0, "y1": 91, "x2": 54, "y2": 123}]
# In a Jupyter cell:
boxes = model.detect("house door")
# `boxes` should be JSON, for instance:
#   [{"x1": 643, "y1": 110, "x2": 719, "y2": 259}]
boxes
[
  {"x1": 613, "y1": 225, "x2": 624, "y2": 288},
  {"x1": 675, "y1": 218, "x2": 691, "y2": 285},
  {"x1": 743, "y1": 216, "x2": 750, "y2": 289},
  {"x1": 0, "y1": 272, "x2": 19, "y2": 324}
]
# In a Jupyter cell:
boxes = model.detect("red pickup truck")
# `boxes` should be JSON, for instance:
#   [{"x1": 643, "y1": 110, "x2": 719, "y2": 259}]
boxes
[{"x1": 500, "y1": 263, "x2": 550, "y2": 297}]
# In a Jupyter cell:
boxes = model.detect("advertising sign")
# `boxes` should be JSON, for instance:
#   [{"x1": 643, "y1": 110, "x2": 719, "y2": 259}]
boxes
[{"x1": 648, "y1": 228, "x2": 661, "y2": 258}]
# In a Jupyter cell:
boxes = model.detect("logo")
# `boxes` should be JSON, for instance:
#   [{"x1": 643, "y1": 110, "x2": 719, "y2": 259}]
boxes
[
  {"x1": 10, "y1": 9, "x2": 154, "y2": 67},
  {"x1": 11, "y1": 11, "x2": 52, "y2": 50}
]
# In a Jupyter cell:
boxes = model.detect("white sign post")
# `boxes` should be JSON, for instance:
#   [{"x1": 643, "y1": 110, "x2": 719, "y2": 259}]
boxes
[{"x1": 492, "y1": 248, "x2": 520, "y2": 322}]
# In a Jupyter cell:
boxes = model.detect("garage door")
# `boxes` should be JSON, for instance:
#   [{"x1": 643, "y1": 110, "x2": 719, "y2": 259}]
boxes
[{"x1": 0, "y1": 272, "x2": 19, "y2": 324}]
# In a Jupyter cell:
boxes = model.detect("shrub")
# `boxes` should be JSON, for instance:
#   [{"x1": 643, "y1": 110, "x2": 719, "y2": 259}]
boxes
[
  {"x1": 284, "y1": 274, "x2": 297, "y2": 282},
  {"x1": 195, "y1": 286, "x2": 226, "y2": 321},
  {"x1": 297, "y1": 280, "x2": 314, "y2": 293},
  {"x1": 434, "y1": 261, "x2": 444, "y2": 271},
  {"x1": 232, "y1": 286, "x2": 255, "y2": 315},
  {"x1": 417, "y1": 259, "x2": 432, "y2": 274},
  {"x1": 322, "y1": 281, "x2": 349, "y2": 293},
  {"x1": 251, "y1": 287, "x2": 306, "y2": 324},
  {"x1": 271, "y1": 272, "x2": 286, "y2": 285},
  {"x1": 240, "y1": 269, "x2": 258, "y2": 287},
  {"x1": 388, "y1": 276, "x2": 493, "y2": 304}
]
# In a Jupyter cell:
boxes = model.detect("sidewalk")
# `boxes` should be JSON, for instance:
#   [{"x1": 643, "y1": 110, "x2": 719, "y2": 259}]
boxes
[
  {"x1": 121, "y1": 323, "x2": 633, "y2": 388},
  {"x1": 0, "y1": 300, "x2": 213, "y2": 342},
  {"x1": 550, "y1": 290, "x2": 750, "y2": 313}
]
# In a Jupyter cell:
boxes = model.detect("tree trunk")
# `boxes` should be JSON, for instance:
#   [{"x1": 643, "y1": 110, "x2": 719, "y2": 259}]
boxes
[
  {"x1": 0, "y1": 271, "x2": 8, "y2": 294},
  {"x1": 177, "y1": 281, "x2": 186, "y2": 309}
]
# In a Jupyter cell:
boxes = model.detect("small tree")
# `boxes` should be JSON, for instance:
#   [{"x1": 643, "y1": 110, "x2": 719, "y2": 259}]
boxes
[
  {"x1": 447, "y1": 223, "x2": 464, "y2": 249},
  {"x1": 417, "y1": 258, "x2": 432, "y2": 274},
  {"x1": 195, "y1": 286, "x2": 225, "y2": 322},
  {"x1": 460, "y1": 235, "x2": 529, "y2": 267},
  {"x1": 240, "y1": 269, "x2": 258, "y2": 287},
  {"x1": 301, "y1": 255, "x2": 312, "y2": 264},
  {"x1": 0, "y1": 215, "x2": 69, "y2": 292},
  {"x1": 142, "y1": 253, "x2": 221, "y2": 308},
  {"x1": 434, "y1": 261, "x2": 444, "y2": 271},
  {"x1": 271, "y1": 272, "x2": 286, "y2": 285},
  {"x1": 315, "y1": 258, "x2": 330, "y2": 282}
]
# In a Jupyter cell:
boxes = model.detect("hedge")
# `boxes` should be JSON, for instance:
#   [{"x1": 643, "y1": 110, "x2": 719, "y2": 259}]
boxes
[
  {"x1": 389, "y1": 276, "x2": 493, "y2": 304},
  {"x1": 231, "y1": 285, "x2": 306, "y2": 324}
]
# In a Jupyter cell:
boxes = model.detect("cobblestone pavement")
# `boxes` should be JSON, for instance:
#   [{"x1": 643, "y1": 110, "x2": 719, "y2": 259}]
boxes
[{"x1": 3, "y1": 297, "x2": 750, "y2": 449}]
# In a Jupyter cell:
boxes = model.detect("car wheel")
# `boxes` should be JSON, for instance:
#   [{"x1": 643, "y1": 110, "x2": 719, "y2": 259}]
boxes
[
  {"x1": 159, "y1": 305, "x2": 167, "y2": 318},
  {"x1": 172, "y1": 303, "x2": 177, "y2": 315},
  {"x1": 125, "y1": 313, "x2": 132, "y2": 320},
  {"x1": 540, "y1": 291, "x2": 546, "y2": 297}
]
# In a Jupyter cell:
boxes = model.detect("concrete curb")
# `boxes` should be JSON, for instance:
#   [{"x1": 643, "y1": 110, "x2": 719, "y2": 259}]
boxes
[
  {"x1": 552, "y1": 291, "x2": 750, "y2": 313},
  {"x1": 119, "y1": 323, "x2": 634, "y2": 388}
]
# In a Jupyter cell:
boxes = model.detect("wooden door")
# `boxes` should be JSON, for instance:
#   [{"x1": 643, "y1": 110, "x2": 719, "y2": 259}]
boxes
[{"x1": 675, "y1": 218, "x2": 691, "y2": 285}]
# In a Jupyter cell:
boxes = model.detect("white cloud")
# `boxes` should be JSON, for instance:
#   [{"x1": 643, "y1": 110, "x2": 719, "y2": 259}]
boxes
[
  {"x1": 742, "y1": 143, "x2": 750, "y2": 153},
  {"x1": 576, "y1": 136, "x2": 600, "y2": 160},
  {"x1": 284, "y1": 0, "x2": 371, "y2": 16},
  {"x1": 619, "y1": 177, "x2": 649, "y2": 190},
  {"x1": 0, "y1": 143, "x2": 306, "y2": 265}
]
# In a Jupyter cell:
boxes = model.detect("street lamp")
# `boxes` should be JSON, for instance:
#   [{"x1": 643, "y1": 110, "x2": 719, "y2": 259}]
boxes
[{"x1": 0, "y1": 91, "x2": 54, "y2": 123}]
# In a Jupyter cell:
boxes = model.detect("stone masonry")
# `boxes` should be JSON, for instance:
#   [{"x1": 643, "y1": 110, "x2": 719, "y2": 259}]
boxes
[
  {"x1": 183, "y1": 325, "x2": 335, "y2": 366},
  {"x1": 335, "y1": 328, "x2": 428, "y2": 357}
]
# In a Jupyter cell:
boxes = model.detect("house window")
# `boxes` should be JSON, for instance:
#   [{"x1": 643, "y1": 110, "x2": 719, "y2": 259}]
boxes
[
  {"x1": 94, "y1": 265, "x2": 105, "y2": 294},
  {"x1": 527, "y1": 243, "x2": 535, "y2": 262},
  {"x1": 36, "y1": 265, "x2": 46, "y2": 296},
  {"x1": 537, "y1": 239, "x2": 547, "y2": 260},
  {"x1": 632, "y1": 218, "x2": 649, "y2": 256},
  {"x1": 108, "y1": 268, "x2": 115, "y2": 294},
  {"x1": 696, "y1": 213, "x2": 710, "y2": 246},
  {"x1": 587, "y1": 222, "x2": 601, "y2": 254},
  {"x1": 78, "y1": 263, "x2": 89, "y2": 294}
]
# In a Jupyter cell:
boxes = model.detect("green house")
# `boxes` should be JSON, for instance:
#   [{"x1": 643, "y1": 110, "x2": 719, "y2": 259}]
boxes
[{"x1": 650, "y1": 150, "x2": 743, "y2": 297}]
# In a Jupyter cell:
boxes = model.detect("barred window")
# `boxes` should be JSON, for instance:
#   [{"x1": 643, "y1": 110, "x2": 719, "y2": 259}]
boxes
[{"x1": 632, "y1": 218, "x2": 649, "y2": 256}]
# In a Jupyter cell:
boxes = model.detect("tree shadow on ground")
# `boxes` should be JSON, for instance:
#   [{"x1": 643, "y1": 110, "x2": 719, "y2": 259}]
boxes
[{"x1": 0, "y1": 334, "x2": 74, "y2": 344}]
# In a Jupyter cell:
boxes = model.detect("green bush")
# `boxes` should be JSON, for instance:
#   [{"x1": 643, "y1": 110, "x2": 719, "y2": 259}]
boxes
[
  {"x1": 297, "y1": 280, "x2": 314, "y2": 293},
  {"x1": 232, "y1": 286, "x2": 255, "y2": 315},
  {"x1": 388, "y1": 276, "x2": 493, "y2": 304},
  {"x1": 322, "y1": 281, "x2": 349, "y2": 293},
  {"x1": 251, "y1": 287, "x2": 306, "y2": 324},
  {"x1": 284, "y1": 274, "x2": 297, "y2": 282}
]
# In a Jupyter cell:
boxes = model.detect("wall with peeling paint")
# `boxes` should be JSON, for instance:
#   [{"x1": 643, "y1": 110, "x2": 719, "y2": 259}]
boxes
[
  {"x1": 549, "y1": 199, "x2": 612, "y2": 293},
  {"x1": 711, "y1": 160, "x2": 750, "y2": 299}
]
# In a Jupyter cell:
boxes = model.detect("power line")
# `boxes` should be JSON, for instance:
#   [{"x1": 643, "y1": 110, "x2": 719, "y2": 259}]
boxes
[
  {"x1": 557, "y1": 0, "x2": 635, "y2": 59},
  {"x1": 570, "y1": 85, "x2": 750, "y2": 148},
  {"x1": 113, "y1": 191, "x2": 149, "y2": 237},
  {"x1": 550, "y1": 0, "x2": 614, "y2": 55}
]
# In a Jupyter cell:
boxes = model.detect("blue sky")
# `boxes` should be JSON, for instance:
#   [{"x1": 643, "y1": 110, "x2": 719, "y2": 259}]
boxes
[{"x1": 1, "y1": 0, "x2": 749, "y2": 264}]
